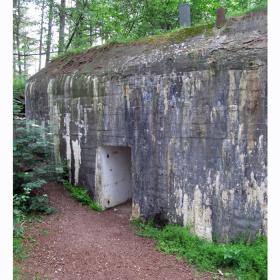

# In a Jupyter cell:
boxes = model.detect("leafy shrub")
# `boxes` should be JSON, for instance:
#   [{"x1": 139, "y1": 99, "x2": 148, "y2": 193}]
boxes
[
  {"x1": 28, "y1": 195, "x2": 55, "y2": 214},
  {"x1": 13, "y1": 78, "x2": 66, "y2": 251},
  {"x1": 132, "y1": 220, "x2": 267, "y2": 279},
  {"x1": 13, "y1": 119, "x2": 56, "y2": 214}
]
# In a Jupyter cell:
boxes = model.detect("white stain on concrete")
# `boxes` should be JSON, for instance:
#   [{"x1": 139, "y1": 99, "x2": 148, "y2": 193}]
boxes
[
  {"x1": 163, "y1": 84, "x2": 169, "y2": 115},
  {"x1": 176, "y1": 185, "x2": 212, "y2": 241},
  {"x1": 83, "y1": 108, "x2": 88, "y2": 142},
  {"x1": 244, "y1": 172, "x2": 267, "y2": 233},
  {"x1": 47, "y1": 79, "x2": 61, "y2": 163},
  {"x1": 221, "y1": 189, "x2": 235, "y2": 208},
  {"x1": 64, "y1": 75, "x2": 71, "y2": 98},
  {"x1": 72, "y1": 139, "x2": 81, "y2": 185},
  {"x1": 258, "y1": 134, "x2": 264, "y2": 152},
  {"x1": 93, "y1": 77, "x2": 98, "y2": 97},
  {"x1": 63, "y1": 113, "x2": 71, "y2": 175}
]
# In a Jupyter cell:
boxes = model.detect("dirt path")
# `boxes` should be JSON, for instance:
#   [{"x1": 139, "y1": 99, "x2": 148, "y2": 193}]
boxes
[{"x1": 20, "y1": 183, "x2": 211, "y2": 280}]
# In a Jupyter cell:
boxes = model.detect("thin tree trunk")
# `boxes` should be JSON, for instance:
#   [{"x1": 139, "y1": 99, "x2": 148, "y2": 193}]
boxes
[
  {"x1": 38, "y1": 0, "x2": 46, "y2": 70},
  {"x1": 58, "y1": 0, "x2": 66, "y2": 54},
  {"x1": 73, "y1": 0, "x2": 90, "y2": 48},
  {"x1": 13, "y1": 30, "x2": 17, "y2": 73},
  {"x1": 14, "y1": 51, "x2": 57, "y2": 57},
  {"x1": 89, "y1": 22, "x2": 93, "y2": 46},
  {"x1": 65, "y1": 13, "x2": 84, "y2": 51},
  {"x1": 45, "y1": 0, "x2": 54, "y2": 65},
  {"x1": 73, "y1": 0, "x2": 83, "y2": 48},
  {"x1": 13, "y1": 51, "x2": 16, "y2": 74},
  {"x1": 15, "y1": 0, "x2": 22, "y2": 75},
  {"x1": 23, "y1": 49, "x2": 27, "y2": 77}
]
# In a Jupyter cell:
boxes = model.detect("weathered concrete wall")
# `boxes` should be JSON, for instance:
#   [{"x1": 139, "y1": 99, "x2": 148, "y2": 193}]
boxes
[{"x1": 25, "y1": 11, "x2": 267, "y2": 242}]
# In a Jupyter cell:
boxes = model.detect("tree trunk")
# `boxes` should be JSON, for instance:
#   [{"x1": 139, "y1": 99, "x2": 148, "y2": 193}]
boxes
[
  {"x1": 38, "y1": 0, "x2": 46, "y2": 70},
  {"x1": 16, "y1": 0, "x2": 22, "y2": 75},
  {"x1": 65, "y1": 0, "x2": 89, "y2": 50},
  {"x1": 73, "y1": 0, "x2": 83, "y2": 48},
  {"x1": 13, "y1": 24, "x2": 17, "y2": 74},
  {"x1": 65, "y1": 13, "x2": 84, "y2": 51},
  {"x1": 13, "y1": 53, "x2": 16, "y2": 74},
  {"x1": 89, "y1": 21, "x2": 93, "y2": 46},
  {"x1": 45, "y1": 0, "x2": 54, "y2": 65},
  {"x1": 23, "y1": 49, "x2": 28, "y2": 77},
  {"x1": 58, "y1": 0, "x2": 66, "y2": 54}
]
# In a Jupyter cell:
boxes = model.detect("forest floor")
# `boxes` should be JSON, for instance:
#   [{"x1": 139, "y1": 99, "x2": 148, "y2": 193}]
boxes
[{"x1": 17, "y1": 183, "x2": 212, "y2": 280}]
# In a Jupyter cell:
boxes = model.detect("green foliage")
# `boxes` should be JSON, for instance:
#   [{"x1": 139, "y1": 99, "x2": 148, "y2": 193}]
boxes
[
  {"x1": 54, "y1": 0, "x2": 267, "y2": 59},
  {"x1": 63, "y1": 180, "x2": 102, "y2": 212},
  {"x1": 65, "y1": 0, "x2": 267, "y2": 51},
  {"x1": 13, "y1": 120, "x2": 54, "y2": 262},
  {"x1": 13, "y1": 117, "x2": 65, "y2": 215},
  {"x1": 14, "y1": 120, "x2": 54, "y2": 192},
  {"x1": 13, "y1": 78, "x2": 67, "y2": 261},
  {"x1": 14, "y1": 235, "x2": 29, "y2": 280},
  {"x1": 224, "y1": 0, "x2": 267, "y2": 17},
  {"x1": 28, "y1": 195, "x2": 55, "y2": 214},
  {"x1": 131, "y1": 220, "x2": 267, "y2": 279},
  {"x1": 13, "y1": 265, "x2": 22, "y2": 280},
  {"x1": 13, "y1": 76, "x2": 26, "y2": 117}
]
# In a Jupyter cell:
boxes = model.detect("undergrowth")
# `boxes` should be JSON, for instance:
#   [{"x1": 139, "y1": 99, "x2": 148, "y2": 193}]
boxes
[
  {"x1": 131, "y1": 219, "x2": 267, "y2": 280},
  {"x1": 63, "y1": 180, "x2": 102, "y2": 212},
  {"x1": 13, "y1": 236, "x2": 27, "y2": 261},
  {"x1": 13, "y1": 233, "x2": 27, "y2": 280}
]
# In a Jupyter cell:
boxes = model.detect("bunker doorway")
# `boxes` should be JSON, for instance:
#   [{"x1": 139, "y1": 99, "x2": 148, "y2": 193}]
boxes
[{"x1": 95, "y1": 146, "x2": 132, "y2": 210}]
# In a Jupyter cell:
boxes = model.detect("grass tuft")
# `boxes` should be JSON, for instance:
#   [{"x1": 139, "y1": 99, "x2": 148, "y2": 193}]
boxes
[
  {"x1": 13, "y1": 236, "x2": 27, "y2": 261},
  {"x1": 63, "y1": 180, "x2": 102, "y2": 211},
  {"x1": 131, "y1": 219, "x2": 267, "y2": 279}
]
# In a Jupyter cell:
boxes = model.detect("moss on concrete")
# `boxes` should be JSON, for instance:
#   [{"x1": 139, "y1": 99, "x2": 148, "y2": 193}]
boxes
[
  {"x1": 137, "y1": 23, "x2": 214, "y2": 45},
  {"x1": 51, "y1": 23, "x2": 214, "y2": 64}
]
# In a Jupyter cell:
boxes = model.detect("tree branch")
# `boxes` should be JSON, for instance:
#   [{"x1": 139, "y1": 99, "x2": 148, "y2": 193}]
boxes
[{"x1": 13, "y1": 51, "x2": 57, "y2": 57}]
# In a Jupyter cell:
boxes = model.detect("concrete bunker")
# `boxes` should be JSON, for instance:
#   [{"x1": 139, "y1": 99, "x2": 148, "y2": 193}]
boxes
[
  {"x1": 95, "y1": 146, "x2": 132, "y2": 209},
  {"x1": 25, "y1": 12, "x2": 267, "y2": 242}
]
